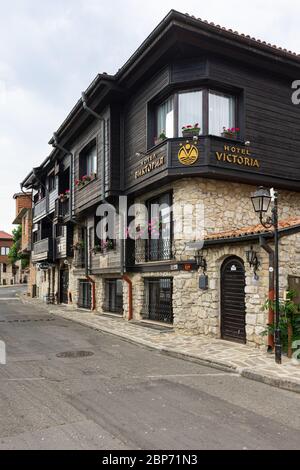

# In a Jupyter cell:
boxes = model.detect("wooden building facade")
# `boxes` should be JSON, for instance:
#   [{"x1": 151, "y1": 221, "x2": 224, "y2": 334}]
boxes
[{"x1": 21, "y1": 10, "x2": 300, "y2": 346}]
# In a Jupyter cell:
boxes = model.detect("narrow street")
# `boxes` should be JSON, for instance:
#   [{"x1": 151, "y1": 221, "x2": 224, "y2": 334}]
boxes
[{"x1": 0, "y1": 286, "x2": 300, "y2": 450}]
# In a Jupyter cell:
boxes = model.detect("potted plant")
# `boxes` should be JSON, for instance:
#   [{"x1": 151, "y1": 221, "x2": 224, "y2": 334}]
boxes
[
  {"x1": 72, "y1": 241, "x2": 84, "y2": 251},
  {"x1": 92, "y1": 244, "x2": 102, "y2": 254},
  {"x1": 82, "y1": 175, "x2": 91, "y2": 183},
  {"x1": 221, "y1": 127, "x2": 240, "y2": 139},
  {"x1": 154, "y1": 131, "x2": 167, "y2": 146},
  {"x1": 182, "y1": 123, "x2": 200, "y2": 138}
]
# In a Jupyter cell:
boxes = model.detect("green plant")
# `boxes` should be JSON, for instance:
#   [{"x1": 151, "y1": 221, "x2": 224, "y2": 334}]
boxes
[
  {"x1": 8, "y1": 225, "x2": 30, "y2": 269},
  {"x1": 261, "y1": 290, "x2": 300, "y2": 357}
]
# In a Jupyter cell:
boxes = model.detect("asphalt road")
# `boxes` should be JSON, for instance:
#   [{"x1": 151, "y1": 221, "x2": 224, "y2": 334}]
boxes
[{"x1": 0, "y1": 286, "x2": 300, "y2": 450}]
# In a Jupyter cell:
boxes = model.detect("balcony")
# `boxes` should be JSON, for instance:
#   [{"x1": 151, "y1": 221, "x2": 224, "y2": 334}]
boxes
[
  {"x1": 128, "y1": 238, "x2": 175, "y2": 266},
  {"x1": 32, "y1": 238, "x2": 53, "y2": 263},
  {"x1": 33, "y1": 198, "x2": 47, "y2": 223},
  {"x1": 54, "y1": 198, "x2": 70, "y2": 222}
]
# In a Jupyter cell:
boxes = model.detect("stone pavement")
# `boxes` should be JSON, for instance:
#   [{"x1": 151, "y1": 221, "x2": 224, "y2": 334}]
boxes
[{"x1": 21, "y1": 295, "x2": 300, "y2": 394}]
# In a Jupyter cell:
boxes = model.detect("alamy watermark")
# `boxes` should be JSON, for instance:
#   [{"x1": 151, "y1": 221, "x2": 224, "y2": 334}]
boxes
[
  {"x1": 0, "y1": 340, "x2": 6, "y2": 365},
  {"x1": 94, "y1": 196, "x2": 205, "y2": 248},
  {"x1": 291, "y1": 80, "x2": 300, "y2": 105}
]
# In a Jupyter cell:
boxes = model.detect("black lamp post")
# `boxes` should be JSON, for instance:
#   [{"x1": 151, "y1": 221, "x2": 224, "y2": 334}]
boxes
[{"x1": 251, "y1": 186, "x2": 281, "y2": 364}]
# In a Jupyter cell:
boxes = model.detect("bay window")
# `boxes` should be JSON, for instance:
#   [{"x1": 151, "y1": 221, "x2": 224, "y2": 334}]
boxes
[{"x1": 153, "y1": 88, "x2": 237, "y2": 145}]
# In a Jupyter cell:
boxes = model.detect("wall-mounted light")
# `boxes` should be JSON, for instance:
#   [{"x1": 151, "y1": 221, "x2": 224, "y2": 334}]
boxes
[
  {"x1": 194, "y1": 250, "x2": 207, "y2": 272},
  {"x1": 135, "y1": 151, "x2": 147, "y2": 158},
  {"x1": 246, "y1": 246, "x2": 260, "y2": 277}
]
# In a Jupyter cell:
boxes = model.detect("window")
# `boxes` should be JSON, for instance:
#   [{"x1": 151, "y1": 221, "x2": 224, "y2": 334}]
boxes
[
  {"x1": 78, "y1": 280, "x2": 92, "y2": 309},
  {"x1": 1, "y1": 247, "x2": 10, "y2": 256},
  {"x1": 79, "y1": 140, "x2": 97, "y2": 178},
  {"x1": 56, "y1": 224, "x2": 64, "y2": 238},
  {"x1": 209, "y1": 91, "x2": 235, "y2": 136},
  {"x1": 146, "y1": 192, "x2": 173, "y2": 261},
  {"x1": 3, "y1": 264, "x2": 7, "y2": 273},
  {"x1": 104, "y1": 279, "x2": 123, "y2": 314},
  {"x1": 178, "y1": 91, "x2": 203, "y2": 135},
  {"x1": 153, "y1": 88, "x2": 237, "y2": 145},
  {"x1": 48, "y1": 174, "x2": 56, "y2": 192},
  {"x1": 143, "y1": 278, "x2": 173, "y2": 324},
  {"x1": 156, "y1": 97, "x2": 174, "y2": 139}
]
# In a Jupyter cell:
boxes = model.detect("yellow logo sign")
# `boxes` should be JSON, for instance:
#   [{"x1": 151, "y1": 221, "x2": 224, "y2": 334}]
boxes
[{"x1": 178, "y1": 143, "x2": 199, "y2": 166}]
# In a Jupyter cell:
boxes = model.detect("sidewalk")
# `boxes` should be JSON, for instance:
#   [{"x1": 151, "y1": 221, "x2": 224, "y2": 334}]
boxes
[{"x1": 21, "y1": 295, "x2": 300, "y2": 394}]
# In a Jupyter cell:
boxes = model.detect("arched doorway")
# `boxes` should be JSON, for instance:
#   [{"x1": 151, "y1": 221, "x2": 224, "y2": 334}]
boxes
[{"x1": 221, "y1": 256, "x2": 246, "y2": 344}]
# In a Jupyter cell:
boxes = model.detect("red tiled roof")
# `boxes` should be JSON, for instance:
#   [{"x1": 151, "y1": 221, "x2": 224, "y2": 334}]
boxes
[
  {"x1": 205, "y1": 217, "x2": 300, "y2": 241},
  {"x1": 183, "y1": 13, "x2": 300, "y2": 60},
  {"x1": 0, "y1": 231, "x2": 13, "y2": 240}
]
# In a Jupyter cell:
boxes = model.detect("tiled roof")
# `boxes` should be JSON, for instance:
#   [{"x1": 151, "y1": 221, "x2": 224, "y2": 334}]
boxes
[
  {"x1": 205, "y1": 217, "x2": 300, "y2": 241},
  {"x1": 0, "y1": 231, "x2": 13, "y2": 240},
  {"x1": 183, "y1": 12, "x2": 300, "y2": 60}
]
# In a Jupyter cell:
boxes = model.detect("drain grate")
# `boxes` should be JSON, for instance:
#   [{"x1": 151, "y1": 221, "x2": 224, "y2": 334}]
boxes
[{"x1": 56, "y1": 350, "x2": 94, "y2": 358}]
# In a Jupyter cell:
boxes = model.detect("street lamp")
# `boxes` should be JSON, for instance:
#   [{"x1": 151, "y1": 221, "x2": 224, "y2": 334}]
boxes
[{"x1": 251, "y1": 187, "x2": 282, "y2": 364}]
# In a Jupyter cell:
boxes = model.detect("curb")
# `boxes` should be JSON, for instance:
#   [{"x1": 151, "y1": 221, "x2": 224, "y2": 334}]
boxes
[
  {"x1": 240, "y1": 369, "x2": 300, "y2": 394},
  {"x1": 19, "y1": 295, "x2": 300, "y2": 395}
]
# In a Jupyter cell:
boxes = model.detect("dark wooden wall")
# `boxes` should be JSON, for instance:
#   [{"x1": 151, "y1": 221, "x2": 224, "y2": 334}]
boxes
[{"x1": 121, "y1": 55, "x2": 300, "y2": 193}]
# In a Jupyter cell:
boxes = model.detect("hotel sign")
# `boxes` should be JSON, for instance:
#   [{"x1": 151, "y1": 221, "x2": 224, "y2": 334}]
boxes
[
  {"x1": 135, "y1": 153, "x2": 165, "y2": 179},
  {"x1": 215, "y1": 145, "x2": 260, "y2": 168}
]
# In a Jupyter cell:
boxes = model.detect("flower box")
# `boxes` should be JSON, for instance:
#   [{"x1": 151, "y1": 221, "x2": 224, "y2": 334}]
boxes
[
  {"x1": 221, "y1": 127, "x2": 240, "y2": 139},
  {"x1": 182, "y1": 123, "x2": 200, "y2": 138},
  {"x1": 182, "y1": 128, "x2": 201, "y2": 138},
  {"x1": 154, "y1": 137, "x2": 165, "y2": 146}
]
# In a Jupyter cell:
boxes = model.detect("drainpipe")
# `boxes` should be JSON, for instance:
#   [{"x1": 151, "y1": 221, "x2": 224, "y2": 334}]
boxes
[
  {"x1": 122, "y1": 274, "x2": 133, "y2": 321},
  {"x1": 260, "y1": 235, "x2": 275, "y2": 352},
  {"x1": 81, "y1": 92, "x2": 106, "y2": 202}
]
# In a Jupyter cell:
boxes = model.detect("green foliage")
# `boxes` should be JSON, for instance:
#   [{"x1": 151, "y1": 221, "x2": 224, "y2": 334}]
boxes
[
  {"x1": 261, "y1": 290, "x2": 300, "y2": 353},
  {"x1": 8, "y1": 225, "x2": 29, "y2": 269}
]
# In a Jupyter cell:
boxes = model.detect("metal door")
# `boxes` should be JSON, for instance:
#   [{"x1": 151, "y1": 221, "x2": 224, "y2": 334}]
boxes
[
  {"x1": 221, "y1": 257, "x2": 246, "y2": 343},
  {"x1": 59, "y1": 268, "x2": 69, "y2": 304}
]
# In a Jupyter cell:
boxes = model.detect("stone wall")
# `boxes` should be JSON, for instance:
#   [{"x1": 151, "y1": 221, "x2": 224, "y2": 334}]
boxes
[{"x1": 128, "y1": 178, "x2": 300, "y2": 346}]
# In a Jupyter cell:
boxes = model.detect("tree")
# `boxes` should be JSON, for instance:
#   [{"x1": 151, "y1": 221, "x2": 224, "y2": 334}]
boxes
[{"x1": 8, "y1": 225, "x2": 29, "y2": 270}]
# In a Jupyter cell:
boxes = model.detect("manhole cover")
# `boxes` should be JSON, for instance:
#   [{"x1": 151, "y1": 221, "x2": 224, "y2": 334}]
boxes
[{"x1": 56, "y1": 351, "x2": 94, "y2": 358}]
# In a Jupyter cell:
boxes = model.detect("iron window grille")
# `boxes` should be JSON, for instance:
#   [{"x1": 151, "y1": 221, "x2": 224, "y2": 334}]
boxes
[
  {"x1": 104, "y1": 279, "x2": 123, "y2": 314},
  {"x1": 143, "y1": 278, "x2": 173, "y2": 324}
]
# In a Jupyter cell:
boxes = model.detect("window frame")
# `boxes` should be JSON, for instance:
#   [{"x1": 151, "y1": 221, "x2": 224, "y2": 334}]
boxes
[
  {"x1": 48, "y1": 173, "x2": 56, "y2": 193},
  {"x1": 79, "y1": 139, "x2": 98, "y2": 179},
  {"x1": 152, "y1": 87, "x2": 239, "y2": 147}
]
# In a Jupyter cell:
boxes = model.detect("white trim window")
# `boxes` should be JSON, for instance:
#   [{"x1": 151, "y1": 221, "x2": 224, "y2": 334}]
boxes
[{"x1": 209, "y1": 91, "x2": 235, "y2": 136}]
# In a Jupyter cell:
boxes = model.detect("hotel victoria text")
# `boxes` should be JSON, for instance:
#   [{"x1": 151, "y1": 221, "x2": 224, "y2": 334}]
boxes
[{"x1": 21, "y1": 10, "x2": 300, "y2": 347}]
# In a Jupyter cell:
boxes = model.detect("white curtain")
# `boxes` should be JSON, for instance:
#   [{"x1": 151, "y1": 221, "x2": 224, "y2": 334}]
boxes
[
  {"x1": 178, "y1": 91, "x2": 203, "y2": 134},
  {"x1": 209, "y1": 91, "x2": 235, "y2": 136},
  {"x1": 157, "y1": 97, "x2": 174, "y2": 138}
]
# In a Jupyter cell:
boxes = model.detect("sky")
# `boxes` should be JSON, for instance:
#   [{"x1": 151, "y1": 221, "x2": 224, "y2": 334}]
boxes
[{"x1": 0, "y1": 0, "x2": 299, "y2": 233}]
